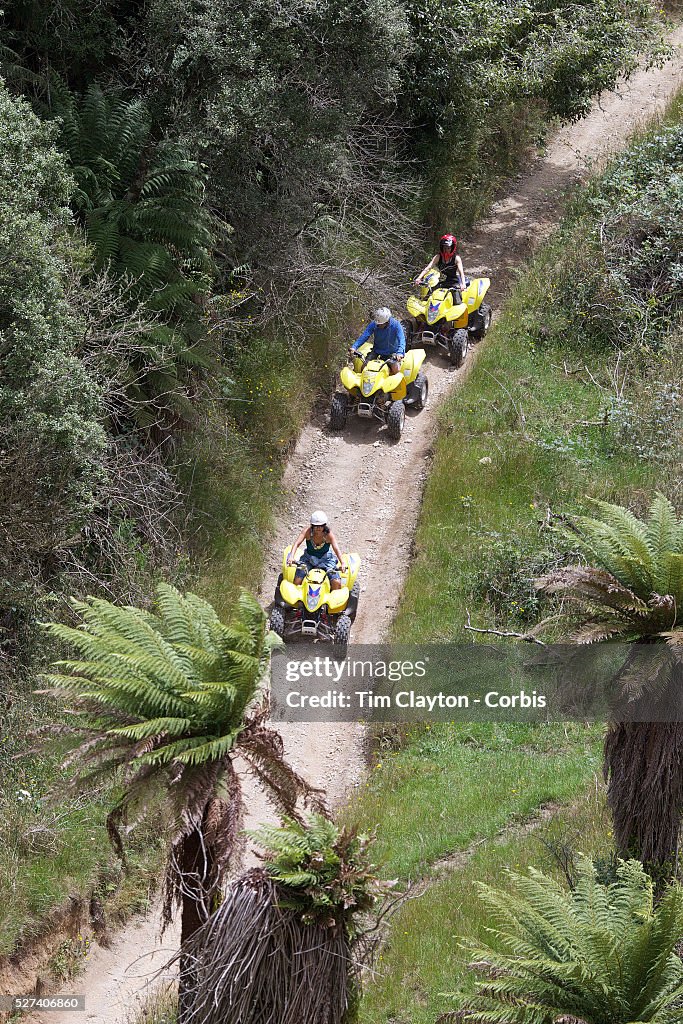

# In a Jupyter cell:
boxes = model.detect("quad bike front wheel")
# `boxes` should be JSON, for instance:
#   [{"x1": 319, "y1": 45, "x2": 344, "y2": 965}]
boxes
[
  {"x1": 449, "y1": 329, "x2": 469, "y2": 368},
  {"x1": 269, "y1": 607, "x2": 285, "y2": 639},
  {"x1": 347, "y1": 580, "x2": 360, "y2": 620},
  {"x1": 387, "y1": 399, "x2": 406, "y2": 439},
  {"x1": 334, "y1": 613, "x2": 352, "y2": 651},
  {"x1": 471, "y1": 302, "x2": 492, "y2": 341},
  {"x1": 401, "y1": 319, "x2": 414, "y2": 350},
  {"x1": 408, "y1": 371, "x2": 428, "y2": 410},
  {"x1": 330, "y1": 392, "x2": 349, "y2": 430}
]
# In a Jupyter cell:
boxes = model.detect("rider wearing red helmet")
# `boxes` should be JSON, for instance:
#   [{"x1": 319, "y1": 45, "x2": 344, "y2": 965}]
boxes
[{"x1": 415, "y1": 233, "x2": 467, "y2": 295}]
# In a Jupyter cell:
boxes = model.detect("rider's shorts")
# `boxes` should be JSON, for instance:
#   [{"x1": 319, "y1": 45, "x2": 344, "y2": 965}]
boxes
[{"x1": 295, "y1": 550, "x2": 340, "y2": 581}]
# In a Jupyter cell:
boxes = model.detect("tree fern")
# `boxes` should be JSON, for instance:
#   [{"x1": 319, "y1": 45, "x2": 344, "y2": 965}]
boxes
[
  {"x1": 42, "y1": 585, "x2": 319, "y2": 942},
  {"x1": 458, "y1": 860, "x2": 683, "y2": 1024},
  {"x1": 537, "y1": 497, "x2": 683, "y2": 875},
  {"x1": 46, "y1": 81, "x2": 215, "y2": 432},
  {"x1": 249, "y1": 814, "x2": 387, "y2": 937},
  {"x1": 571, "y1": 495, "x2": 683, "y2": 609}
]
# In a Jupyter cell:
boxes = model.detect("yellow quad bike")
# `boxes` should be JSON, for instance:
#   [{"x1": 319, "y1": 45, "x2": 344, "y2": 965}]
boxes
[
  {"x1": 329, "y1": 342, "x2": 428, "y2": 440},
  {"x1": 403, "y1": 269, "x2": 492, "y2": 368},
  {"x1": 269, "y1": 546, "x2": 361, "y2": 649}
]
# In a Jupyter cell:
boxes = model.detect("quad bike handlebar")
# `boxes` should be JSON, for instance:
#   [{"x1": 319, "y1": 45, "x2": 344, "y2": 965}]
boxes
[
  {"x1": 348, "y1": 348, "x2": 403, "y2": 365},
  {"x1": 286, "y1": 555, "x2": 348, "y2": 572}
]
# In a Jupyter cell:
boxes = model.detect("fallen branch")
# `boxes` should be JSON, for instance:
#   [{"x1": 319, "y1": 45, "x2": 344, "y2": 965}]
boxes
[{"x1": 464, "y1": 609, "x2": 546, "y2": 646}]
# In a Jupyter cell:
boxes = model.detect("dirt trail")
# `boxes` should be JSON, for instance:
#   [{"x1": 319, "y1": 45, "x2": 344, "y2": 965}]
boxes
[{"x1": 29, "y1": 31, "x2": 683, "y2": 1024}]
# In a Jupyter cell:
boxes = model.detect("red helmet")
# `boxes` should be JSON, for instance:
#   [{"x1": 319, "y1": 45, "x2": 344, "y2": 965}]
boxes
[{"x1": 439, "y1": 233, "x2": 457, "y2": 264}]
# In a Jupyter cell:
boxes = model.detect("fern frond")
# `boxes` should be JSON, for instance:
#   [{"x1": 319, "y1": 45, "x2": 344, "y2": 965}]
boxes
[{"x1": 458, "y1": 860, "x2": 683, "y2": 1024}]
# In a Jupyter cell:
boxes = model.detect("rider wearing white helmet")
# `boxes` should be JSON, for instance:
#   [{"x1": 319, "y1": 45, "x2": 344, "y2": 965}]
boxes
[
  {"x1": 287, "y1": 511, "x2": 347, "y2": 590},
  {"x1": 350, "y1": 305, "x2": 405, "y2": 370}
]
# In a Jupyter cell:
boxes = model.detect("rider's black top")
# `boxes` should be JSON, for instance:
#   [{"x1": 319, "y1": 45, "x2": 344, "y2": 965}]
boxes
[{"x1": 437, "y1": 256, "x2": 460, "y2": 286}]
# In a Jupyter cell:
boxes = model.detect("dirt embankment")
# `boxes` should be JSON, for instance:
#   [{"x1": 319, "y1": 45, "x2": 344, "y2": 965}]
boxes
[{"x1": 11, "y1": 30, "x2": 683, "y2": 1024}]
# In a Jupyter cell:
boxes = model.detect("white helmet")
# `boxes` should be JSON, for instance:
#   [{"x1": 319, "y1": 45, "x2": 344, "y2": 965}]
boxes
[
  {"x1": 310, "y1": 510, "x2": 327, "y2": 526},
  {"x1": 374, "y1": 306, "x2": 391, "y2": 325}
]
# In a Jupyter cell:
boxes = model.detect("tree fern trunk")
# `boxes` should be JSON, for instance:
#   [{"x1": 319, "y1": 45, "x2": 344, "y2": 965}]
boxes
[
  {"x1": 604, "y1": 721, "x2": 683, "y2": 879},
  {"x1": 178, "y1": 824, "x2": 214, "y2": 1024}
]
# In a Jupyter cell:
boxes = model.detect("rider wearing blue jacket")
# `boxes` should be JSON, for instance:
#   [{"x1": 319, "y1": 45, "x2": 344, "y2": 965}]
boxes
[{"x1": 351, "y1": 306, "x2": 405, "y2": 360}]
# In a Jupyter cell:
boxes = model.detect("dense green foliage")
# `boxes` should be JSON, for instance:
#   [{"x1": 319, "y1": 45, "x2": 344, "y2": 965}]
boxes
[
  {"x1": 404, "y1": 0, "x2": 664, "y2": 221},
  {"x1": 0, "y1": 0, "x2": 666, "y2": 645},
  {"x1": 47, "y1": 82, "x2": 214, "y2": 429},
  {"x1": 460, "y1": 860, "x2": 683, "y2": 1024},
  {"x1": 251, "y1": 815, "x2": 384, "y2": 936},
  {"x1": 0, "y1": 82, "x2": 104, "y2": 637},
  {"x1": 521, "y1": 121, "x2": 683, "y2": 356}
]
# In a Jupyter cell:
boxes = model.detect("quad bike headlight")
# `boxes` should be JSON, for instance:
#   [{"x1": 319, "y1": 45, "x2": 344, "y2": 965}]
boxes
[{"x1": 362, "y1": 380, "x2": 373, "y2": 395}]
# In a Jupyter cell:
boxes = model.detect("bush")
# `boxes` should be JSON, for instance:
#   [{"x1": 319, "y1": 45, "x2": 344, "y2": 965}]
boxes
[
  {"x1": 525, "y1": 123, "x2": 683, "y2": 356},
  {"x1": 0, "y1": 82, "x2": 104, "y2": 635}
]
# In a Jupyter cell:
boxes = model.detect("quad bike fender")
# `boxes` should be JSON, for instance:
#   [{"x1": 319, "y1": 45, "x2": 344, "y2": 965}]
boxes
[
  {"x1": 463, "y1": 277, "x2": 491, "y2": 312},
  {"x1": 282, "y1": 544, "x2": 302, "y2": 582},
  {"x1": 406, "y1": 295, "x2": 425, "y2": 317},
  {"x1": 342, "y1": 552, "x2": 361, "y2": 589},
  {"x1": 401, "y1": 348, "x2": 426, "y2": 384},
  {"x1": 280, "y1": 579, "x2": 302, "y2": 606},
  {"x1": 341, "y1": 366, "x2": 362, "y2": 391},
  {"x1": 390, "y1": 377, "x2": 407, "y2": 400},
  {"x1": 327, "y1": 588, "x2": 350, "y2": 614},
  {"x1": 382, "y1": 368, "x2": 404, "y2": 393},
  {"x1": 443, "y1": 300, "x2": 468, "y2": 322}
]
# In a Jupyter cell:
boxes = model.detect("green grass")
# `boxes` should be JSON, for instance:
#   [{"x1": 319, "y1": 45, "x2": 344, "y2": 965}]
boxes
[
  {"x1": 0, "y1": 690, "x2": 165, "y2": 956},
  {"x1": 350, "y1": 722, "x2": 602, "y2": 879},
  {"x1": 393, "y1": 290, "x2": 657, "y2": 642}
]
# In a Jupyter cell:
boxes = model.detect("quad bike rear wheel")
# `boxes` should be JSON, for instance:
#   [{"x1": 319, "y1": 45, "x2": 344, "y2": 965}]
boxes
[
  {"x1": 330, "y1": 392, "x2": 349, "y2": 430},
  {"x1": 471, "y1": 302, "x2": 492, "y2": 340},
  {"x1": 269, "y1": 607, "x2": 285, "y2": 639},
  {"x1": 387, "y1": 399, "x2": 406, "y2": 439},
  {"x1": 449, "y1": 329, "x2": 469, "y2": 368},
  {"x1": 408, "y1": 371, "x2": 428, "y2": 410}
]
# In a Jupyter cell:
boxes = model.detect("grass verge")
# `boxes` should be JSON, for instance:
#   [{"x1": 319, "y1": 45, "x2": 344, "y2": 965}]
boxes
[
  {"x1": 349, "y1": 723, "x2": 602, "y2": 879},
  {"x1": 0, "y1": 689, "x2": 165, "y2": 958}
]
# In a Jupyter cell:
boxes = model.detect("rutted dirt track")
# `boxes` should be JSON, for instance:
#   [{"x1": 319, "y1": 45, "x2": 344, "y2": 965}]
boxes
[{"x1": 29, "y1": 32, "x2": 683, "y2": 1023}]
